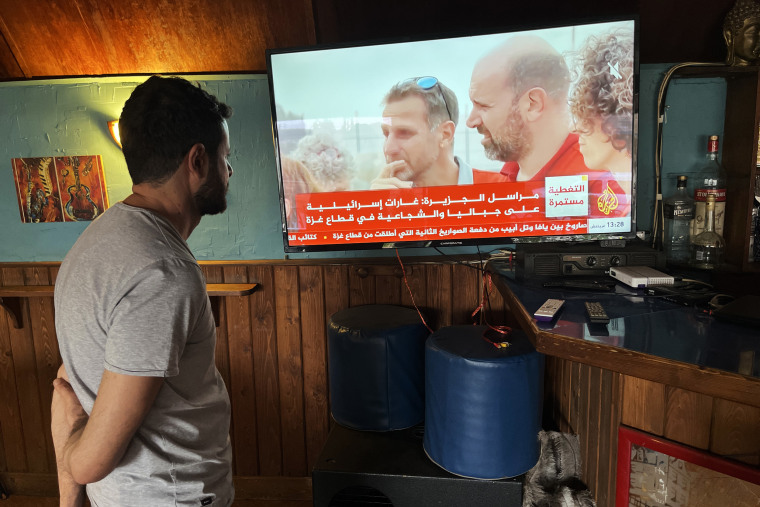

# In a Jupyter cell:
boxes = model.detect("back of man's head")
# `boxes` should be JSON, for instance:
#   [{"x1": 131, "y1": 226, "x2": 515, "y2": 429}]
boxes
[
  {"x1": 119, "y1": 76, "x2": 233, "y2": 185},
  {"x1": 489, "y1": 36, "x2": 570, "y2": 104}
]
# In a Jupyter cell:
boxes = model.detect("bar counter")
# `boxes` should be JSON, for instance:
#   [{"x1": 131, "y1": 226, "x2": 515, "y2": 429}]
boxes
[{"x1": 488, "y1": 260, "x2": 760, "y2": 408}]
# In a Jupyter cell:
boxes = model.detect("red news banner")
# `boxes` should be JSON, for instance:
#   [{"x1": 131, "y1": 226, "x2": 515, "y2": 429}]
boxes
[{"x1": 290, "y1": 181, "x2": 591, "y2": 246}]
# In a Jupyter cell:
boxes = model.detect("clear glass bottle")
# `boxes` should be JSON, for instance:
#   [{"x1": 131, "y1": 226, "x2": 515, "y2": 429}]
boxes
[
  {"x1": 691, "y1": 135, "x2": 727, "y2": 239},
  {"x1": 690, "y1": 194, "x2": 725, "y2": 269},
  {"x1": 663, "y1": 175, "x2": 695, "y2": 264}
]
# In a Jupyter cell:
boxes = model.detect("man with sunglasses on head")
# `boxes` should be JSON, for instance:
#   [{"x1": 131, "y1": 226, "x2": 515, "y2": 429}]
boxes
[{"x1": 371, "y1": 76, "x2": 503, "y2": 189}]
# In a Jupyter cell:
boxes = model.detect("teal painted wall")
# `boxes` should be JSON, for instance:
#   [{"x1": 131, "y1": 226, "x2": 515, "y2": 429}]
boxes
[{"x1": 0, "y1": 66, "x2": 728, "y2": 262}]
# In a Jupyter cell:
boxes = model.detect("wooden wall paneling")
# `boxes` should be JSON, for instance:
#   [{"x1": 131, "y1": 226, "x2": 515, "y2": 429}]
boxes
[
  {"x1": 202, "y1": 266, "x2": 231, "y2": 390},
  {"x1": 1, "y1": 268, "x2": 47, "y2": 473},
  {"x1": 399, "y1": 263, "x2": 426, "y2": 319},
  {"x1": 374, "y1": 270, "x2": 402, "y2": 306},
  {"x1": 425, "y1": 264, "x2": 452, "y2": 329},
  {"x1": 0, "y1": 425, "x2": 5, "y2": 475},
  {"x1": 297, "y1": 266, "x2": 330, "y2": 470},
  {"x1": 576, "y1": 363, "x2": 592, "y2": 489},
  {"x1": 595, "y1": 367, "x2": 620, "y2": 507},
  {"x1": 536, "y1": 356, "x2": 623, "y2": 507},
  {"x1": 581, "y1": 365, "x2": 600, "y2": 499},
  {"x1": 569, "y1": 361, "x2": 582, "y2": 436},
  {"x1": 663, "y1": 387, "x2": 713, "y2": 450},
  {"x1": 23, "y1": 266, "x2": 57, "y2": 472},
  {"x1": 559, "y1": 357, "x2": 573, "y2": 434},
  {"x1": 222, "y1": 265, "x2": 258, "y2": 476},
  {"x1": 348, "y1": 266, "x2": 375, "y2": 307},
  {"x1": 484, "y1": 265, "x2": 511, "y2": 327},
  {"x1": 710, "y1": 398, "x2": 760, "y2": 466},
  {"x1": 273, "y1": 266, "x2": 307, "y2": 476},
  {"x1": 551, "y1": 357, "x2": 563, "y2": 431},
  {"x1": 451, "y1": 263, "x2": 479, "y2": 326},
  {"x1": 322, "y1": 264, "x2": 349, "y2": 432},
  {"x1": 621, "y1": 375, "x2": 666, "y2": 435},
  {"x1": 247, "y1": 265, "x2": 283, "y2": 476},
  {"x1": 0, "y1": 268, "x2": 26, "y2": 472},
  {"x1": 323, "y1": 265, "x2": 349, "y2": 321},
  {"x1": 544, "y1": 355, "x2": 561, "y2": 430}
]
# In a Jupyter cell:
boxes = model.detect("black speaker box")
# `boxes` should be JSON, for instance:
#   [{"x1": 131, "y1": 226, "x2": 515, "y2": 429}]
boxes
[
  {"x1": 312, "y1": 424, "x2": 524, "y2": 507},
  {"x1": 511, "y1": 240, "x2": 665, "y2": 279}
]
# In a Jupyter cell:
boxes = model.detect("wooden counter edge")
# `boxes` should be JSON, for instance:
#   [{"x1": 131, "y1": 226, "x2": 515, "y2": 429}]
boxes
[{"x1": 493, "y1": 275, "x2": 760, "y2": 409}]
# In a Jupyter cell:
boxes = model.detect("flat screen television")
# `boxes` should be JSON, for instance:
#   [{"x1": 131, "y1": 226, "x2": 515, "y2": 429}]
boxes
[{"x1": 266, "y1": 16, "x2": 638, "y2": 253}]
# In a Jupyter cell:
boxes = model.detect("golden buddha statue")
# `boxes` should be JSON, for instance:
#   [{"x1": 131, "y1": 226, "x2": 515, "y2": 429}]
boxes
[{"x1": 724, "y1": 0, "x2": 760, "y2": 66}]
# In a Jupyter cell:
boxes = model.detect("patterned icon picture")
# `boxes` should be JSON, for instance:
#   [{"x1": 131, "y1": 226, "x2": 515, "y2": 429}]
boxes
[{"x1": 11, "y1": 155, "x2": 109, "y2": 223}]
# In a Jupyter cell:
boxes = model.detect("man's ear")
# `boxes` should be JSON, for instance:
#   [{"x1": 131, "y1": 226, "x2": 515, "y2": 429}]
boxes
[
  {"x1": 438, "y1": 120, "x2": 456, "y2": 147},
  {"x1": 186, "y1": 143, "x2": 208, "y2": 182},
  {"x1": 520, "y1": 87, "x2": 548, "y2": 122}
]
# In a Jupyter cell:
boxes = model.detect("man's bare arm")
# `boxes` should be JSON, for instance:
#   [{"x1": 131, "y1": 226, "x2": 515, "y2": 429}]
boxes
[
  {"x1": 51, "y1": 364, "x2": 87, "y2": 507},
  {"x1": 56, "y1": 369, "x2": 163, "y2": 486}
]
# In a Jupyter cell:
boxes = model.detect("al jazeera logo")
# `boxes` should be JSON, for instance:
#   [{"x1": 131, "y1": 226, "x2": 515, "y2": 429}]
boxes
[{"x1": 597, "y1": 183, "x2": 619, "y2": 215}]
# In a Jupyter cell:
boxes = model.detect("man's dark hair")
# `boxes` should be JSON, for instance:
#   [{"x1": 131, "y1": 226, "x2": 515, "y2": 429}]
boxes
[{"x1": 119, "y1": 75, "x2": 233, "y2": 185}]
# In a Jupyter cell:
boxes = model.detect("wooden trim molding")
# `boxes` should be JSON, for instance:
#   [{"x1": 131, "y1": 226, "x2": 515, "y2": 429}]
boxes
[{"x1": 0, "y1": 284, "x2": 258, "y2": 328}]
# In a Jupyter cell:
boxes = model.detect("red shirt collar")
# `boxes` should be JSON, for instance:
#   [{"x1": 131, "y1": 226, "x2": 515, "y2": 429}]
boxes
[{"x1": 500, "y1": 134, "x2": 579, "y2": 181}]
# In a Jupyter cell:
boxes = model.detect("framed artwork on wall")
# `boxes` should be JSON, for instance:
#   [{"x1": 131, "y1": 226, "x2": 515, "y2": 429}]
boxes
[
  {"x1": 616, "y1": 426, "x2": 760, "y2": 506},
  {"x1": 11, "y1": 155, "x2": 109, "y2": 223}
]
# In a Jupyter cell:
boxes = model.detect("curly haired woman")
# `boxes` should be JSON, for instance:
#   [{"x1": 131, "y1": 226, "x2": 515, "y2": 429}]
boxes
[{"x1": 569, "y1": 29, "x2": 634, "y2": 194}]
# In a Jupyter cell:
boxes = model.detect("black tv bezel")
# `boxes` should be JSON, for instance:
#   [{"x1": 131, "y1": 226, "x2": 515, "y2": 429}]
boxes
[{"x1": 266, "y1": 15, "x2": 640, "y2": 254}]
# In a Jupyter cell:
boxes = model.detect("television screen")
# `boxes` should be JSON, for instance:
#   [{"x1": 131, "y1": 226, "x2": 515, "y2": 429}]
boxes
[{"x1": 267, "y1": 17, "x2": 638, "y2": 252}]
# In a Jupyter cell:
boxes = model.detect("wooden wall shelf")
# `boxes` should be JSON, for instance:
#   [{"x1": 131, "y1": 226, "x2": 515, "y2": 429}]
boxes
[{"x1": 0, "y1": 283, "x2": 257, "y2": 329}]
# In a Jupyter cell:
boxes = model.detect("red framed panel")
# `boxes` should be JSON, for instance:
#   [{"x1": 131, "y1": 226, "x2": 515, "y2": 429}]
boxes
[{"x1": 616, "y1": 425, "x2": 760, "y2": 507}]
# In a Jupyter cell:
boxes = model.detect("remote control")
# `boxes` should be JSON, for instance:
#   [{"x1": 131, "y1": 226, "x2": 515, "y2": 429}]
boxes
[
  {"x1": 584, "y1": 301, "x2": 610, "y2": 324},
  {"x1": 534, "y1": 298, "x2": 565, "y2": 322}
]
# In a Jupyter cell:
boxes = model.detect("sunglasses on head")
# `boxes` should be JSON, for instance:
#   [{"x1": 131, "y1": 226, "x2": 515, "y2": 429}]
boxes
[{"x1": 403, "y1": 76, "x2": 453, "y2": 122}]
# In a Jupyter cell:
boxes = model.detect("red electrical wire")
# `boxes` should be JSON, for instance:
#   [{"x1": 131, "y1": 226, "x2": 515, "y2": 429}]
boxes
[{"x1": 395, "y1": 249, "x2": 434, "y2": 333}]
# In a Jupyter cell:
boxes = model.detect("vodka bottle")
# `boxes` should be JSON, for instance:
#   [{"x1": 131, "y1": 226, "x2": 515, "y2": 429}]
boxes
[
  {"x1": 663, "y1": 175, "x2": 694, "y2": 264},
  {"x1": 691, "y1": 135, "x2": 727, "y2": 239},
  {"x1": 690, "y1": 194, "x2": 725, "y2": 269}
]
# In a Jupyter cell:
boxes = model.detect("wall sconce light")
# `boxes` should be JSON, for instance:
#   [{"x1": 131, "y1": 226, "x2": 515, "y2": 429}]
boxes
[{"x1": 108, "y1": 120, "x2": 122, "y2": 148}]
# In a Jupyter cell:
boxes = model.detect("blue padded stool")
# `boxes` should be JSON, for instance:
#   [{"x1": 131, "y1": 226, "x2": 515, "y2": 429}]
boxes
[
  {"x1": 327, "y1": 304, "x2": 430, "y2": 431},
  {"x1": 423, "y1": 325, "x2": 544, "y2": 479}
]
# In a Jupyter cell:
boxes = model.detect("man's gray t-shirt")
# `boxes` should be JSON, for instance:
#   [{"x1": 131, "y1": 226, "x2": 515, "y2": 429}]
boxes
[{"x1": 55, "y1": 202, "x2": 233, "y2": 506}]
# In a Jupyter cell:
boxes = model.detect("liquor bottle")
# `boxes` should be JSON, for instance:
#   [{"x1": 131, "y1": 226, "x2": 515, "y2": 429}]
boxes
[
  {"x1": 690, "y1": 194, "x2": 725, "y2": 269},
  {"x1": 691, "y1": 135, "x2": 727, "y2": 240},
  {"x1": 663, "y1": 175, "x2": 695, "y2": 264}
]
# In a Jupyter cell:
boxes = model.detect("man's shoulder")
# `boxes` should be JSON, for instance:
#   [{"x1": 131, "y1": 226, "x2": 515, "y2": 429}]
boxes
[
  {"x1": 59, "y1": 204, "x2": 196, "y2": 290},
  {"x1": 541, "y1": 134, "x2": 589, "y2": 178}
]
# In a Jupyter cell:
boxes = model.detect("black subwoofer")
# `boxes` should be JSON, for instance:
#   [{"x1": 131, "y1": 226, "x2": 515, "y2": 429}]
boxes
[{"x1": 312, "y1": 424, "x2": 524, "y2": 507}]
